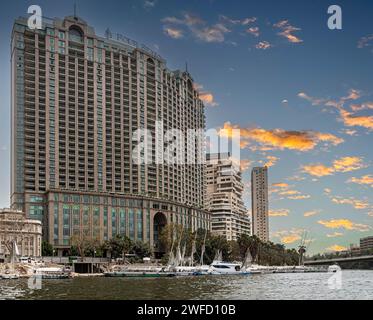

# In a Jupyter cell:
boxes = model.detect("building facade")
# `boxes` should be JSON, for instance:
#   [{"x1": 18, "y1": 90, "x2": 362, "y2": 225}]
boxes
[
  {"x1": 206, "y1": 153, "x2": 251, "y2": 241},
  {"x1": 251, "y1": 167, "x2": 269, "y2": 242},
  {"x1": 360, "y1": 236, "x2": 373, "y2": 253},
  {"x1": 0, "y1": 208, "x2": 42, "y2": 258},
  {"x1": 11, "y1": 15, "x2": 209, "y2": 255}
]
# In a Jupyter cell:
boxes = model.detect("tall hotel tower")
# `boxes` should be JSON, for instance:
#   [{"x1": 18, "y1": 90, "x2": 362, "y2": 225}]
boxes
[
  {"x1": 251, "y1": 167, "x2": 269, "y2": 242},
  {"x1": 11, "y1": 15, "x2": 209, "y2": 255}
]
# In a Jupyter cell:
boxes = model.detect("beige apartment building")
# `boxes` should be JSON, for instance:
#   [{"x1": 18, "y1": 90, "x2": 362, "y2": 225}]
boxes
[
  {"x1": 11, "y1": 15, "x2": 209, "y2": 255},
  {"x1": 251, "y1": 167, "x2": 269, "y2": 242},
  {"x1": 0, "y1": 208, "x2": 42, "y2": 258},
  {"x1": 206, "y1": 153, "x2": 251, "y2": 241}
]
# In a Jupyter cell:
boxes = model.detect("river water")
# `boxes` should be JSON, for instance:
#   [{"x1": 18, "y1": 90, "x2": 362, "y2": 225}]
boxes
[{"x1": 0, "y1": 270, "x2": 372, "y2": 300}]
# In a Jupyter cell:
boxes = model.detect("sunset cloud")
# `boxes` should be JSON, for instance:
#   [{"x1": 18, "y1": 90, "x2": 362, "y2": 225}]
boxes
[
  {"x1": 318, "y1": 219, "x2": 371, "y2": 232},
  {"x1": 331, "y1": 197, "x2": 370, "y2": 210},
  {"x1": 255, "y1": 41, "x2": 271, "y2": 50},
  {"x1": 348, "y1": 175, "x2": 373, "y2": 188},
  {"x1": 222, "y1": 123, "x2": 343, "y2": 152},
  {"x1": 269, "y1": 209, "x2": 290, "y2": 217},
  {"x1": 274, "y1": 20, "x2": 303, "y2": 43},
  {"x1": 246, "y1": 26, "x2": 260, "y2": 37},
  {"x1": 264, "y1": 156, "x2": 279, "y2": 167},
  {"x1": 195, "y1": 83, "x2": 218, "y2": 107},
  {"x1": 272, "y1": 229, "x2": 304, "y2": 245},
  {"x1": 326, "y1": 232, "x2": 344, "y2": 238},
  {"x1": 339, "y1": 109, "x2": 373, "y2": 130},
  {"x1": 302, "y1": 156, "x2": 366, "y2": 177},
  {"x1": 163, "y1": 27, "x2": 184, "y2": 39},
  {"x1": 327, "y1": 245, "x2": 347, "y2": 252},
  {"x1": 162, "y1": 13, "x2": 230, "y2": 43},
  {"x1": 304, "y1": 210, "x2": 321, "y2": 217}
]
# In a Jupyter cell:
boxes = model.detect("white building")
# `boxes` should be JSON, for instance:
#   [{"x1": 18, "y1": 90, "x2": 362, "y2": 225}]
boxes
[
  {"x1": 251, "y1": 167, "x2": 269, "y2": 242},
  {"x1": 206, "y1": 153, "x2": 251, "y2": 241},
  {"x1": 0, "y1": 208, "x2": 42, "y2": 259}
]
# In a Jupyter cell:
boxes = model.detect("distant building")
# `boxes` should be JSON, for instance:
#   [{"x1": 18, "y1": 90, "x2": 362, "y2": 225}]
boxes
[
  {"x1": 360, "y1": 236, "x2": 373, "y2": 253},
  {"x1": 251, "y1": 167, "x2": 269, "y2": 242},
  {"x1": 206, "y1": 153, "x2": 251, "y2": 241},
  {"x1": 0, "y1": 208, "x2": 42, "y2": 258}
]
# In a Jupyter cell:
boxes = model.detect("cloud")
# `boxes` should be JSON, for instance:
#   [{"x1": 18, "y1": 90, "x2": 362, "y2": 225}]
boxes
[
  {"x1": 297, "y1": 92, "x2": 325, "y2": 106},
  {"x1": 264, "y1": 156, "x2": 279, "y2": 167},
  {"x1": 246, "y1": 27, "x2": 260, "y2": 37},
  {"x1": 255, "y1": 41, "x2": 271, "y2": 50},
  {"x1": 339, "y1": 110, "x2": 373, "y2": 130},
  {"x1": 326, "y1": 232, "x2": 344, "y2": 238},
  {"x1": 304, "y1": 210, "x2": 321, "y2": 217},
  {"x1": 288, "y1": 195, "x2": 311, "y2": 200},
  {"x1": 318, "y1": 219, "x2": 371, "y2": 232},
  {"x1": 331, "y1": 197, "x2": 370, "y2": 210},
  {"x1": 269, "y1": 209, "x2": 290, "y2": 217},
  {"x1": 272, "y1": 229, "x2": 304, "y2": 245},
  {"x1": 163, "y1": 27, "x2": 184, "y2": 39},
  {"x1": 302, "y1": 164, "x2": 335, "y2": 177},
  {"x1": 274, "y1": 20, "x2": 303, "y2": 43},
  {"x1": 162, "y1": 13, "x2": 231, "y2": 43},
  {"x1": 194, "y1": 83, "x2": 218, "y2": 107},
  {"x1": 348, "y1": 175, "x2": 373, "y2": 188},
  {"x1": 327, "y1": 245, "x2": 347, "y2": 252},
  {"x1": 302, "y1": 156, "x2": 366, "y2": 177},
  {"x1": 298, "y1": 89, "x2": 373, "y2": 132},
  {"x1": 272, "y1": 182, "x2": 289, "y2": 188},
  {"x1": 143, "y1": 0, "x2": 156, "y2": 10},
  {"x1": 358, "y1": 34, "x2": 373, "y2": 48},
  {"x1": 222, "y1": 123, "x2": 343, "y2": 152},
  {"x1": 239, "y1": 159, "x2": 254, "y2": 172}
]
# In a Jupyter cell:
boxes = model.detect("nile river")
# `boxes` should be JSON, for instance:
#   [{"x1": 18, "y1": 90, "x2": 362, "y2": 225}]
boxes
[{"x1": 1, "y1": 270, "x2": 372, "y2": 300}]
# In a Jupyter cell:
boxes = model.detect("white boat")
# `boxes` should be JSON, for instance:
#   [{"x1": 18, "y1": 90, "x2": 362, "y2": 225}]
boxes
[
  {"x1": 0, "y1": 272, "x2": 20, "y2": 280},
  {"x1": 33, "y1": 267, "x2": 71, "y2": 279}
]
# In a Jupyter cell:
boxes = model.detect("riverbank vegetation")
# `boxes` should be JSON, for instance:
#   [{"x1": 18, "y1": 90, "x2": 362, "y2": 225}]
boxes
[{"x1": 42, "y1": 224, "x2": 299, "y2": 266}]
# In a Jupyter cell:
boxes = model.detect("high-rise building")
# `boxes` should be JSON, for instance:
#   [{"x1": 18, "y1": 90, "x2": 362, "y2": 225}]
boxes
[
  {"x1": 11, "y1": 15, "x2": 209, "y2": 255},
  {"x1": 360, "y1": 236, "x2": 373, "y2": 253},
  {"x1": 206, "y1": 153, "x2": 251, "y2": 241},
  {"x1": 251, "y1": 167, "x2": 269, "y2": 242}
]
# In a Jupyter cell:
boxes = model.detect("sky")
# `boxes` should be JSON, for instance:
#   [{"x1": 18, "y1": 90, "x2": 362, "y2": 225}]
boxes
[{"x1": 0, "y1": 0, "x2": 372, "y2": 254}]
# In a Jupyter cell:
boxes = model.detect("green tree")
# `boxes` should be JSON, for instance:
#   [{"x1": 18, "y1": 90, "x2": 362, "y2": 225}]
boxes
[{"x1": 41, "y1": 241, "x2": 54, "y2": 256}]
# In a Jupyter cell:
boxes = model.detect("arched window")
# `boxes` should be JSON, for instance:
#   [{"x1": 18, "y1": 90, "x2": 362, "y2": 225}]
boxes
[{"x1": 69, "y1": 25, "x2": 84, "y2": 43}]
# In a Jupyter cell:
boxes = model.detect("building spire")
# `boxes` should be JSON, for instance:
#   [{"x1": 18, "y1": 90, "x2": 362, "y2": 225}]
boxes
[{"x1": 74, "y1": 2, "x2": 77, "y2": 18}]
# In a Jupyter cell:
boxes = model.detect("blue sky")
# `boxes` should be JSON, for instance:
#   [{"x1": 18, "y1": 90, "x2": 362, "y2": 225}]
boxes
[{"x1": 0, "y1": 0, "x2": 372, "y2": 254}]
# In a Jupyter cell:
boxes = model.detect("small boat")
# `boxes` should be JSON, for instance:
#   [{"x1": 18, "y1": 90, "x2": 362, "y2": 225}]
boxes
[
  {"x1": 0, "y1": 271, "x2": 20, "y2": 280},
  {"x1": 34, "y1": 267, "x2": 71, "y2": 279},
  {"x1": 328, "y1": 264, "x2": 340, "y2": 273},
  {"x1": 194, "y1": 261, "x2": 250, "y2": 276}
]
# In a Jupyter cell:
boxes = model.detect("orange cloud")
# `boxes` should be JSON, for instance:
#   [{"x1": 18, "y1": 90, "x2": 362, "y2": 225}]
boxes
[
  {"x1": 302, "y1": 164, "x2": 334, "y2": 177},
  {"x1": 326, "y1": 232, "x2": 344, "y2": 238},
  {"x1": 327, "y1": 245, "x2": 347, "y2": 252},
  {"x1": 304, "y1": 210, "x2": 321, "y2": 217},
  {"x1": 222, "y1": 123, "x2": 344, "y2": 152},
  {"x1": 272, "y1": 183, "x2": 289, "y2": 188},
  {"x1": 331, "y1": 197, "x2": 370, "y2": 210},
  {"x1": 339, "y1": 110, "x2": 373, "y2": 130},
  {"x1": 264, "y1": 156, "x2": 279, "y2": 167},
  {"x1": 281, "y1": 235, "x2": 302, "y2": 244},
  {"x1": 318, "y1": 219, "x2": 371, "y2": 231},
  {"x1": 195, "y1": 83, "x2": 218, "y2": 107},
  {"x1": 274, "y1": 20, "x2": 303, "y2": 43},
  {"x1": 269, "y1": 209, "x2": 290, "y2": 217},
  {"x1": 348, "y1": 175, "x2": 373, "y2": 188},
  {"x1": 302, "y1": 156, "x2": 366, "y2": 177}
]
